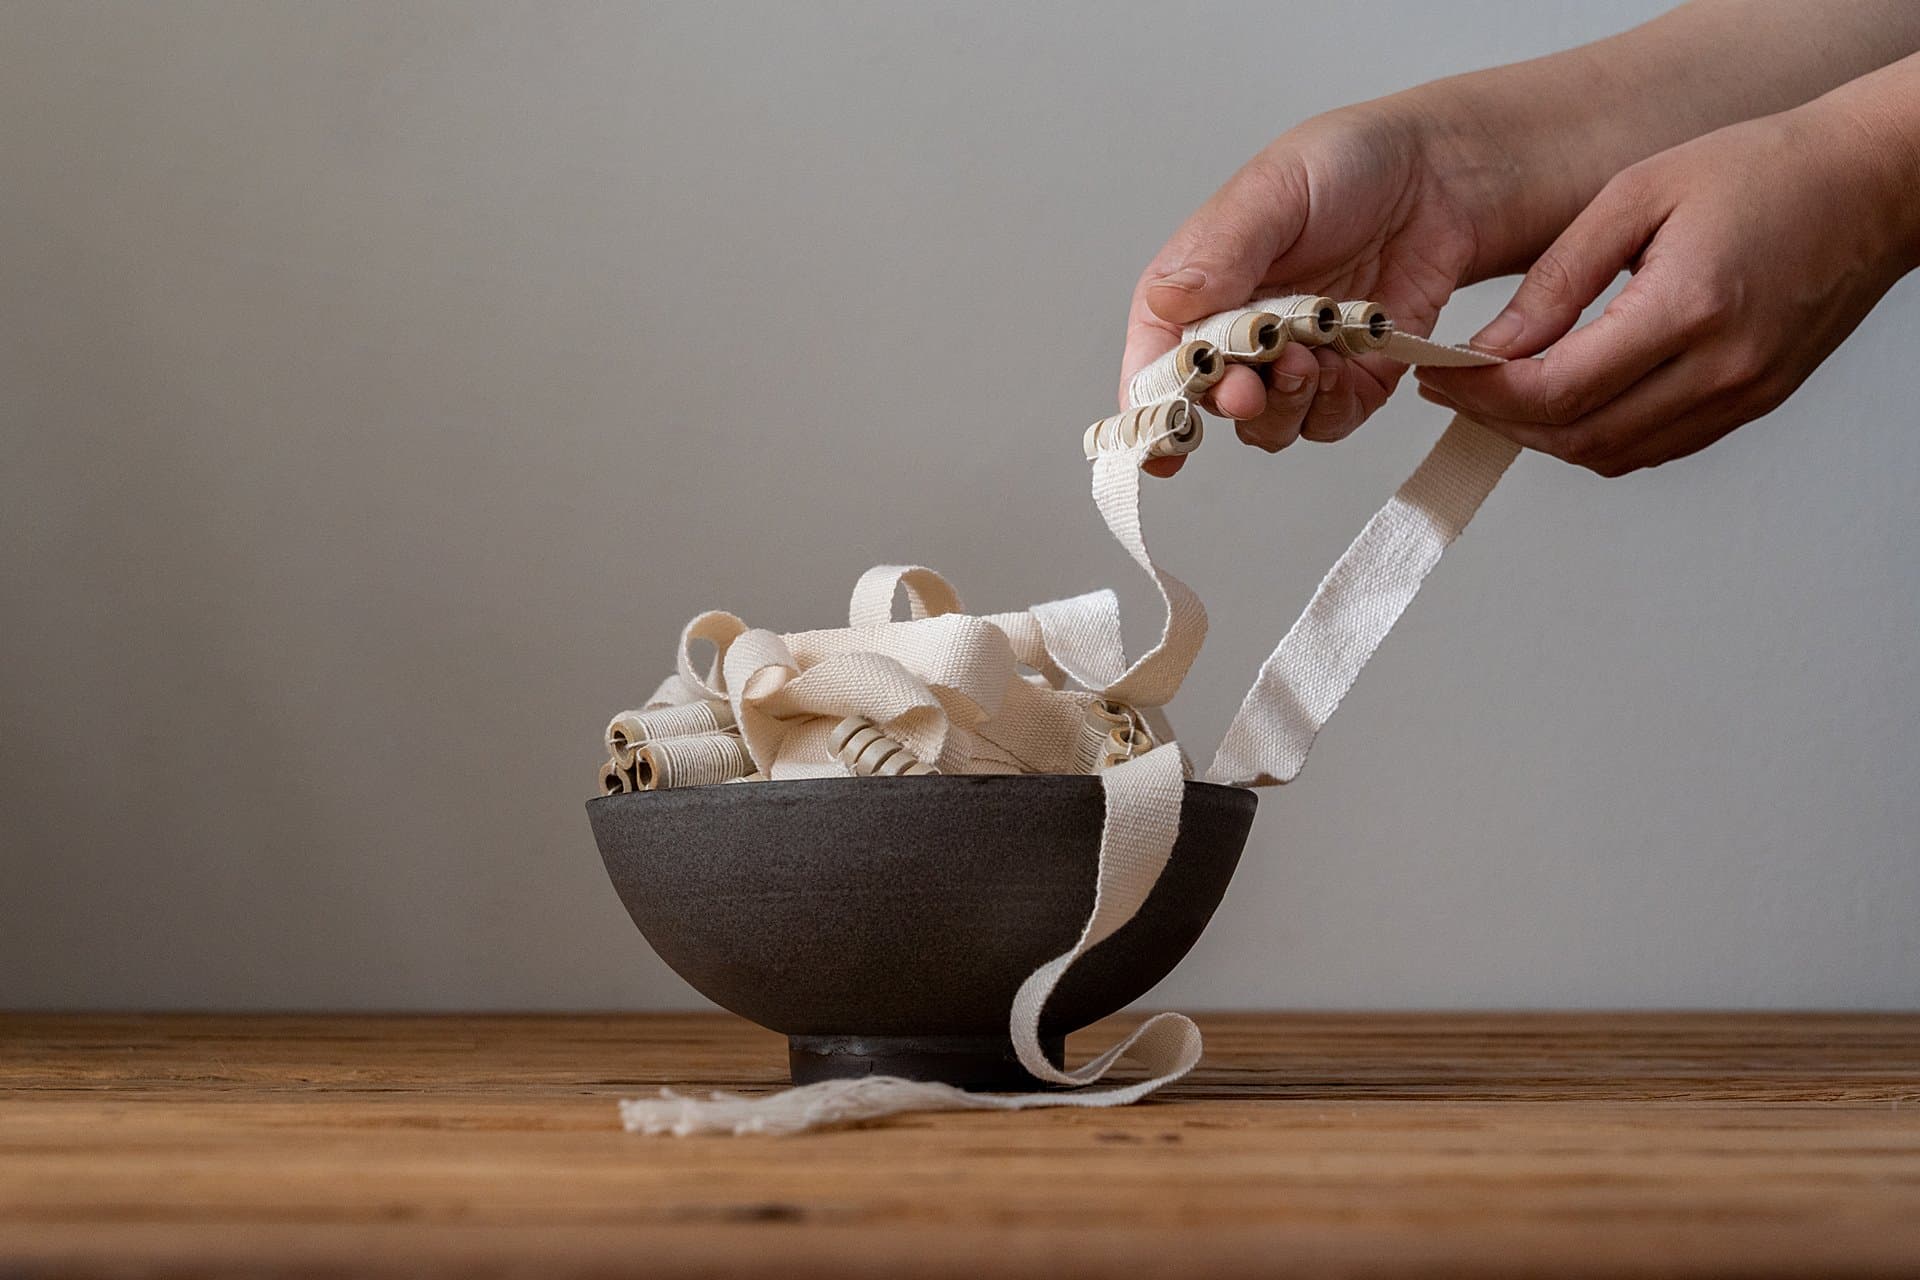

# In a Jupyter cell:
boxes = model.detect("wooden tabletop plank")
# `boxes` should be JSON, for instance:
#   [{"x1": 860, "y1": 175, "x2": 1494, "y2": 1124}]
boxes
[{"x1": 3, "y1": 1013, "x2": 1918, "y2": 1278}]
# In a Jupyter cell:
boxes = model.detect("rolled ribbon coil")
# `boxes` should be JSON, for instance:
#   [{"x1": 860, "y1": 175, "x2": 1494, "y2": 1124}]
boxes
[
  {"x1": 1331, "y1": 299, "x2": 1391, "y2": 356},
  {"x1": 633, "y1": 731, "x2": 756, "y2": 790},
  {"x1": 1071, "y1": 699, "x2": 1157, "y2": 773},
  {"x1": 1082, "y1": 399, "x2": 1202, "y2": 461},
  {"x1": 828, "y1": 716, "x2": 937, "y2": 776},
  {"x1": 1115, "y1": 700, "x2": 1159, "y2": 754},
  {"x1": 598, "y1": 757, "x2": 633, "y2": 795},
  {"x1": 1182, "y1": 309, "x2": 1284, "y2": 362},
  {"x1": 606, "y1": 700, "x2": 737, "y2": 763},
  {"x1": 1071, "y1": 722, "x2": 1124, "y2": 773},
  {"x1": 1251, "y1": 294, "x2": 1339, "y2": 346},
  {"x1": 1126, "y1": 339, "x2": 1223, "y2": 407}
]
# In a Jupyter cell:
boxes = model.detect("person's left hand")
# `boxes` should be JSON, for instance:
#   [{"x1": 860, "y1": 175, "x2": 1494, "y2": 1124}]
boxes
[{"x1": 1415, "y1": 97, "x2": 1920, "y2": 476}]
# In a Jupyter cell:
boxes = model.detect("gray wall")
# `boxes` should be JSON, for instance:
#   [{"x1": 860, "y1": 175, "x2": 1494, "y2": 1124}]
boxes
[{"x1": 4, "y1": 1, "x2": 1915, "y2": 1011}]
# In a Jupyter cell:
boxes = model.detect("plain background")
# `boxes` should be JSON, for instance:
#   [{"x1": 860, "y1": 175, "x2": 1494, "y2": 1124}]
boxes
[{"x1": 3, "y1": 1, "x2": 1916, "y2": 1011}]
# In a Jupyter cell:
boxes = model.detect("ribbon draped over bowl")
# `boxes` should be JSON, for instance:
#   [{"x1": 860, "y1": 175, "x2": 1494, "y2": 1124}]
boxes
[{"x1": 609, "y1": 299, "x2": 1520, "y2": 1134}]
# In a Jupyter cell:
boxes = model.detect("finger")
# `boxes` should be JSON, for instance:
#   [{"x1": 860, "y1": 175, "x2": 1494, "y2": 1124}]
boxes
[
  {"x1": 1416, "y1": 271, "x2": 1693, "y2": 430},
  {"x1": 1346, "y1": 351, "x2": 1402, "y2": 415},
  {"x1": 1416, "y1": 382, "x2": 1564, "y2": 455},
  {"x1": 1233, "y1": 345, "x2": 1319, "y2": 449},
  {"x1": 1121, "y1": 155, "x2": 1305, "y2": 402},
  {"x1": 1465, "y1": 166, "x2": 1671, "y2": 358},
  {"x1": 1592, "y1": 412, "x2": 1741, "y2": 476},
  {"x1": 1572, "y1": 359, "x2": 1764, "y2": 475},
  {"x1": 1119, "y1": 293, "x2": 1183, "y2": 408},
  {"x1": 1298, "y1": 348, "x2": 1363, "y2": 443},
  {"x1": 1207, "y1": 364, "x2": 1269, "y2": 420},
  {"x1": 1142, "y1": 455, "x2": 1187, "y2": 478},
  {"x1": 1139, "y1": 160, "x2": 1299, "y2": 329},
  {"x1": 1267, "y1": 340, "x2": 1320, "y2": 395},
  {"x1": 1234, "y1": 357, "x2": 1319, "y2": 452},
  {"x1": 1419, "y1": 355, "x2": 1714, "y2": 473},
  {"x1": 1235, "y1": 419, "x2": 1285, "y2": 453}
]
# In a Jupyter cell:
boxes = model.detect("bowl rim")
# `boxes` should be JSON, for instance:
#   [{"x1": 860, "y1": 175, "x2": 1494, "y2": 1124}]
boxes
[{"x1": 586, "y1": 772, "x2": 1258, "y2": 807}]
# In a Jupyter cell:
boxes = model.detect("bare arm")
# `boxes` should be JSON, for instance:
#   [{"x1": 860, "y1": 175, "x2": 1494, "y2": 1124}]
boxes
[
  {"x1": 1418, "y1": 50, "x2": 1920, "y2": 475},
  {"x1": 1423, "y1": 0, "x2": 1920, "y2": 279},
  {"x1": 1122, "y1": 0, "x2": 1920, "y2": 475}
]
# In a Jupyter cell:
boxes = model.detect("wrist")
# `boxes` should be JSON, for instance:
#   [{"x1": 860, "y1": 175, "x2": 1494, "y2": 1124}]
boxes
[
  {"x1": 1810, "y1": 55, "x2": 1920, "y2": 274},
  {"x1": 1385, "y1": 69, "x2": 1613, "y2": 282}
]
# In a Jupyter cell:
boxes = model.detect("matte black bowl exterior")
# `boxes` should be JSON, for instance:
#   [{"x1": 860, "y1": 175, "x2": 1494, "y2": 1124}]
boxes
[{"x1": 587, "y1": 774, "x2": 1256, "y2": 1087}]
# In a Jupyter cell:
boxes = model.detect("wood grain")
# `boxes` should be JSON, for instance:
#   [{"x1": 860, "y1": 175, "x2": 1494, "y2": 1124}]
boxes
[{"x1": 3, "y1": 1013, "x2": 1918, "y2": 1278}]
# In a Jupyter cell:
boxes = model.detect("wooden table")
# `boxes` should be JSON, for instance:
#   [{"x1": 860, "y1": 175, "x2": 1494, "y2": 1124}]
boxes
[{"x1": 3, "y1": 1013, "x2": 1918, "y2": 1278}]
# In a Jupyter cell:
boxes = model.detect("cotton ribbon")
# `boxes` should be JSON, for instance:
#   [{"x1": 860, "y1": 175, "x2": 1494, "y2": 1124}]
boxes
[{"x1": 616, "y1": 303, "x2": 1513, "y2": 1134}]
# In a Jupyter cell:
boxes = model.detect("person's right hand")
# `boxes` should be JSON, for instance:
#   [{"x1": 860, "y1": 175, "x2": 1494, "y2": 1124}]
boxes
[{"x1": 1121, "y1": 103, "x2": 1490, "y2": 477}]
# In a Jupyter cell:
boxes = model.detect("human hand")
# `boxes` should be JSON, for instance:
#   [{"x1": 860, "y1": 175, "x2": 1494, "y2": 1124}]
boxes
[
  {"x1": 1416, "y1": 96, "x2": 1920, "y2": 477},
  {"x1": 1120, "y1": 102, "x2": 1493, "y2": 477}
]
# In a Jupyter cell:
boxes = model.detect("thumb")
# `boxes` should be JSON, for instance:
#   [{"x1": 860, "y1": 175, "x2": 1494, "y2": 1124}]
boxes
[
  {"x1": 1139, "y1": 163, "x2": 1298, "y2": 326},
  {"x1": 1471, "y1": 168, "x2": 1669, "y2": 358}
]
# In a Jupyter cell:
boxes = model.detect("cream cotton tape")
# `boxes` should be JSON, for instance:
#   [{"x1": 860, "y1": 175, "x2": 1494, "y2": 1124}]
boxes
[
  {"x1": 634, "y1": 731, "x2": 756, "y2": 790},
  {"x1": 1125, "y1": 339, "x2": 1224, "y2": 407},
  {"x1": 611, "y1": 300, "x2": 1513, "y2": 1134},
  {"x1": 1182, "y1": 308, "x2": 1284, "y2": 361},
  {"x1": 1331, "y1": 300, "x2": 1391, "y2": 356},
  {"x1": 1252, "y1": 293, "x2": 1340, "y2": 345},
  {"x1": 829, "y1": 716, "x2": 939, "y2": 776},
  {"x1": 1070, "y1": 699, "x2": 1156, "y2": 773},
  {"x1": 1208, "y1": 414, "x2": 1517, "y2": 785},
  {"x1": 1083, "y1": 400, "x2": 1202, "y2": 461},
  {"x1": 606, "y1": 700, "x2": 736, "y2": 765}
]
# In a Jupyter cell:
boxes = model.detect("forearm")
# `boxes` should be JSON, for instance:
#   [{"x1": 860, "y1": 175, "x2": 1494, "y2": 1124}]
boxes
[
  {"x1": 1391, "y1": 0, "x2": 1920, "y2": 279},
  {"x1": 1810, "y1": 50, "x2": 1920, "y2": 275}
]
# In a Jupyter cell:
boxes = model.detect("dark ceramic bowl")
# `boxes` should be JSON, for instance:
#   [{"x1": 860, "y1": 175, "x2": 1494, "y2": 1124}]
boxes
[{"x1": 587, "y1": 774, "x2": 1256, "y2": 1088}]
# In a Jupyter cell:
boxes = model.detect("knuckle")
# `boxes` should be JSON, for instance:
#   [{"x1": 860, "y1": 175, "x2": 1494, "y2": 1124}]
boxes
[
  {"x1": 1520, "y1": 251, "x2": 1582, "y2": 310},
  {"x1": 1722, "y1": 380, "x2": 1786, "y2": 431},
  {"x1": 1268, "y1": 378, "x2": 1314, "y2": 407},
  {"x1": 1719, "y1": 343, "x2": 1775, "y2": 395},
  {"x1": 1601, "y1": 163, "x2": 1655, "y2": 212},
  {"x1": 1299, "y1": 389, "x2": 1360, "y2": 442},
  {"x1": 1747, "y1": 375, "x2": 1793, "y2": 417},
  {"x1": 1233, "y1": 421, "x2": 1273, "y2": 451},
  {"x1": 1234, "y1": 419, "x2": 1290, "y2": 453},
  {"x1": 1299, "y1": 407, "x2": 1358, "y2": 443},
  {"x1": 1527, "y1": 250, "x2": 1579, "y2": 307},
  {"x1": 1538, "y1": 374, "x2": 1591, "y2": 428},
  {"x1": 1669, "y1": 283, "x2": 1733, "y2": 336},
  {"x1": 1553, "y1": 429, "x2": 1605, "y2": 467}
]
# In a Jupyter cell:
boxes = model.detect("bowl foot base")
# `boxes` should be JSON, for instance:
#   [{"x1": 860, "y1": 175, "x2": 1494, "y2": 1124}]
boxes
[{"x1": 788, "y1": 1033, "x2": 1065, "y2": 1089}]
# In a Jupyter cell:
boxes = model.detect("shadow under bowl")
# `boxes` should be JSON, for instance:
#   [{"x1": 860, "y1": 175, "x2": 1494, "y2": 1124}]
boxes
[{"x1": 586, "y1": 773, "x2": 1256, "y2": 1088}]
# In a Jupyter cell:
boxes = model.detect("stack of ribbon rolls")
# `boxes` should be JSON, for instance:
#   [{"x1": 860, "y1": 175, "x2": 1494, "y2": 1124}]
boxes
[{"x1": 599, "y1": 698, "x2": 759, "y2": 793}]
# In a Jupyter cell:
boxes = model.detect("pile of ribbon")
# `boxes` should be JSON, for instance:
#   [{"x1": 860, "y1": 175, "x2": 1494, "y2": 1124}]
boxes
[
  {"x1": 606, "y1": 296, "x2": 1516, "y2": 1134},
  {"x1": 595, "y1": 573, "x2": 1167, "y2": 794}
]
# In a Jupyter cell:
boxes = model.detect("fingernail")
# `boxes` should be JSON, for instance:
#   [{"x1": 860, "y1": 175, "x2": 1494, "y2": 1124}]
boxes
[
  {"x1": 1151, "y1": 268, "x2": 1208, "y2": 292},
  {"x1": 1270, "y1": 370, "x2": 1307, "y2": 394},
  {"x1": 1317, "y1": 363, "x2": 1340, "y2": 393},
  {"x1": 1473, "y1": 308, "x2": 1525, "y2": 351}
]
